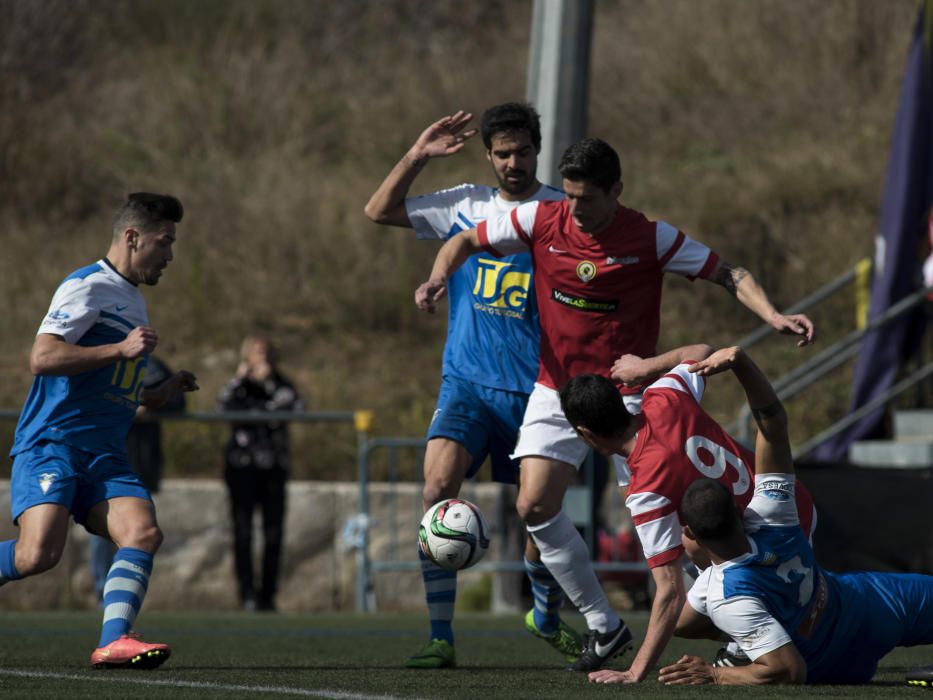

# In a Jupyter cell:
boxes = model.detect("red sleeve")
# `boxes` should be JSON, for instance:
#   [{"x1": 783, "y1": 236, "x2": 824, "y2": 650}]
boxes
[{"x1": 696, "y1": 251, "x2": 720, "y2": 280}]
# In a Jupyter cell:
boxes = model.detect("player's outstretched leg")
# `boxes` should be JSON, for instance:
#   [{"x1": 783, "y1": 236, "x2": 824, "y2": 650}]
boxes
[
  {"x1": 90, "y1": 547, "x2": 169, "y2": 669},
  {"x1": 526, "y1": 511, "x2": 633, "y2": 672},
  {"x1": 405, "y1": 547, "x2": 457, "y2": 669},
  {"x1": 523, "y1": 556, "x2": 582, "y2": 662}
]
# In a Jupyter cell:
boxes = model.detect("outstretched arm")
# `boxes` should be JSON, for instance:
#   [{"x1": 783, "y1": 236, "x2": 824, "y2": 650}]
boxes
[
  {"x1": 611, "y1": 343, "x2": 714, "y2": 387},
  {"x1": 658, "y1": 644, "x2": 807, "y2": 685},
  {"x1": 414, "y1": 228, "x2": 484, "y2": 313},
  {"x1": 363, "y1": 111, "x2": 478, "y2": 227},
  {"x1": 588, "y1": 561, "x2": 686, "y2": 684},
  {"x1": 689, "y1": 346, "x2": 793, "y2": 475},
  {"x1": 708, "y1": 261, "x2": 815, "y2": 347}
]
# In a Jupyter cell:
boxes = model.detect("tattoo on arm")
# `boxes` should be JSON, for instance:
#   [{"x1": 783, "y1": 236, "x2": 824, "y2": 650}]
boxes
[
  {"x1": 713, "y1": 263, "x2": 749, "y2": 297},
  {"x1": 407, "y1": 154, "x2": 428, "y2": 170},
  {"x1": 752, "y1": 401, "x2": 783, "y2": 421}
]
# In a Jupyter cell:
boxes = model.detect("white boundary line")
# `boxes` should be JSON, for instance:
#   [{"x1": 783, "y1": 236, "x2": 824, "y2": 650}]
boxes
[{"x1": 0, "y1": 669, "x2": 428, "y2": 700}]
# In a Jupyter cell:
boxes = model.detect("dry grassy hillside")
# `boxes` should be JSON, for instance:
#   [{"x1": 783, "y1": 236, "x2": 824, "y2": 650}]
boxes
[{"x1": 0, "y1": 0, "x2": 920, "y2": 478}]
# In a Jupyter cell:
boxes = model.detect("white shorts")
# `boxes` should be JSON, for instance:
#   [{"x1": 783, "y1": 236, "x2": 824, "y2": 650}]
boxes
[{"x1": 512, "y1": 383, "x2": 642, "y2": 486}]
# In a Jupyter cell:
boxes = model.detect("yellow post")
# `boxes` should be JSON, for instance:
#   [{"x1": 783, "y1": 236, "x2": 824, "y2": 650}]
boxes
[
  {"x1": 855, "y1": 257, "x2": 872, "y2": 329},
  {"x1": 354, "y1": 409, "x2": 374, "y2": 433}
]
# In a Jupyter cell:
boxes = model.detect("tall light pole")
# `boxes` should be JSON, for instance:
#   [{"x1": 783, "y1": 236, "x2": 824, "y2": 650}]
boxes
[{"x1": 526, "y1": 0, "x2": 594, "y2": 187}]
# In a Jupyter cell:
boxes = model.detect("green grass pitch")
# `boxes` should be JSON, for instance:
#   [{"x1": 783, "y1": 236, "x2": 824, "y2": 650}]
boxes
[{"x1": 0, "y1": 611, "x2": 929, "y2": 698}]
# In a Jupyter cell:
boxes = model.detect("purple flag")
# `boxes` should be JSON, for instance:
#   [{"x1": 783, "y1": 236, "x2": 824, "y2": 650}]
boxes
[{"x1": 815, "y1": 1, "x2": 933, "y2": 461}]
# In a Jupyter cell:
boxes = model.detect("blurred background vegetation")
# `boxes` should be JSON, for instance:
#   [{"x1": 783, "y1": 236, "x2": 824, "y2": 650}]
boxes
[{"x1": 0, "y1": 0, "x2": 921, "y2": 480}]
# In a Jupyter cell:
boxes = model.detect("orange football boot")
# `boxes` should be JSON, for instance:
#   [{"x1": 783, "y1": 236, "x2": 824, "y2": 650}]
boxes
[{"x1": 91, "y1": 632, "x2": 171, "y2": 669}]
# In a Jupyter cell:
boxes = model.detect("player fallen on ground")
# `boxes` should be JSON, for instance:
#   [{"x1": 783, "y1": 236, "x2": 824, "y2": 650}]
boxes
[
  {"x1": 365, "y1": 104, "x2": 580, "y2": 668},
  {"x1": 656, "y1": 346, "x2": 933, "y2": 685},
  {"x1": 416, "y1": 137, "x2": 815, "y2": 674},
  {"x1": 4, "y1": 193, "x2": 198, "y2": 669},
  {"x1": 559, "y1": 349, "x2": 816, "y2": 684}
]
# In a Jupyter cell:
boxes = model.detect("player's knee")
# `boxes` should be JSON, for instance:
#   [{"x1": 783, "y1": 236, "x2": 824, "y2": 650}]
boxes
[
  {"x1": 421, "y1": 479, "x2": 457, "y2": 509},
  {"x1": 515, "y1": 494, "x2": 554, "y2": 526},
  {"x1": 117, "y1": 522, "x2": 163, "y2": 553},
  {"x1": 139, "y1": 524, "x2": 164, "y2": 553},
  {"x1": 15, "y1": 541, "x2": 63, "y2": 576}
]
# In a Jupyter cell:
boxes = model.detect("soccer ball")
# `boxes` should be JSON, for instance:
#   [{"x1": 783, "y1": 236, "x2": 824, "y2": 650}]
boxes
[{"x1": 418, "y1": 498, "x2": 490, "y2": 571}]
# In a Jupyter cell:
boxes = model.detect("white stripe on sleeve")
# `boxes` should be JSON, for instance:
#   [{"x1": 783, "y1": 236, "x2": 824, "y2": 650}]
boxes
[{"x1": 657, "y1": 222, "x2": 714, "y2": 277}]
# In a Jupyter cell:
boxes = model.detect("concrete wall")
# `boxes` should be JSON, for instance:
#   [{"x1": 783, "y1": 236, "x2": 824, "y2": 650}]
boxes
[{"x1": 0, "y1": 479, "x2": 504, "y2": 611}]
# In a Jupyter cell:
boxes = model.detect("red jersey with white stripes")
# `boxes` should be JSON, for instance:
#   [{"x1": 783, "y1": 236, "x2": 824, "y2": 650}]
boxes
[
  {"x1": 478, "y1": 200, "x2": 719, "y2": 392},
  {"x1": 625, "y1": 364, "x2": 815, "y2": 568}
]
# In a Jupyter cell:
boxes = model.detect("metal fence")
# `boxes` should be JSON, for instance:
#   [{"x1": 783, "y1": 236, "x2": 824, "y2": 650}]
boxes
[
  {"x1": 354, "y1": 436, "x2": 649, "y2": 612},
  {"x1": 0, "y1": 408, "x2": 649, "y2": 612}
]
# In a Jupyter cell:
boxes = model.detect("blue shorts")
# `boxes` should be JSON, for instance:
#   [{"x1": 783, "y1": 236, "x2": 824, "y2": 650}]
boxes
[
  {"x1": 10, "y1": 440, "x2": 151, "y2": 527},
  {"x1": 427, "y1": 375, "x2": 528, "y2": 484}
]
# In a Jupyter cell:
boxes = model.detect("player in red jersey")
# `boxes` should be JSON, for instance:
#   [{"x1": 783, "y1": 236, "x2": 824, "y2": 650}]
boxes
[
  {"x1": 560, "y1": 359, "x2": 816, "y2": 684},
  {"x1": 416, "y1": 137, "x2": 814, "y2": 674}
]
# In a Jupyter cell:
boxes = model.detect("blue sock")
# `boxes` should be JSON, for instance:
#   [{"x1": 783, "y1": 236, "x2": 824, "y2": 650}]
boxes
[
  {"x1": 98, "y1": 547, "x2": 153, "y2": 647},
  {"x1": 524, "y1": 556, "x2": 564, "y2": 635},
  {"x1": 0, "y1": 540, "x2": 21, "y2": 583},
  {"x1": 419, "y1": 548, "x2": 456, "y2": 645}
]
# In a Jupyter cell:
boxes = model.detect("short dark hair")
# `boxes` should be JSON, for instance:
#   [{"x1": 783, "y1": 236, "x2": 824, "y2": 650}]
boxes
[
  {"x1": 680, "y1": 479, "x2": 741, "y2": 541},
  {"x1": 559, "y1": 374, "x2": 632, "y2": 438},
  {"x1": 112, "y1": 192, "x2": 184, "y2": 236},
  {"x1": 558, "y1": 137, "x2": 621, "y2": 192},
  {"x1": 481, "y1": 102, "x2": 542, "y2": 152}
]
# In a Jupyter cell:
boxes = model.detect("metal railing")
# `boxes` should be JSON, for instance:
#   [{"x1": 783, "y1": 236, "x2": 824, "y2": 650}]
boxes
[
  {"x1": 0, "y1": 405, "x2": 647, "y2": 613},
  {"x1": 794, "y1": 360, "x2": 933, "y2": 459},
  {"x1": 732, "y1": 263, "x2": 864, "y2": 351},
  {"x1": 725, "y1": 259, "x2": 932, "y2": 456},
  {"x1": 725, "y1": 261, "x2": 868, "y2": 441},
  {"x1": 0, "y1": 408, "x2": 360, "y2": 426},
  {"x1": 353, "y1": 436, "x2": 647, "y2": 612}
]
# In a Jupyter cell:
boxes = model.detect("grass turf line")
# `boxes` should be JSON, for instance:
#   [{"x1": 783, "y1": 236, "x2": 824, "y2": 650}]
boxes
[{"x1": 0, "y1": 611, "x2": 929, "y2": 699}]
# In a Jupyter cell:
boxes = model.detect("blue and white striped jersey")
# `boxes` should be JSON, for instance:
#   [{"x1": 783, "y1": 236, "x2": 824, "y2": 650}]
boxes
[
  {"x1": 694, "y1": 474, "x2": 865, "y2": 680},
  {"x1": 406, "y1": 183, "x2": 563, "y2": 394},
  {"x1": 11, "y1": 259, "x2": 149, "y2": 457}
]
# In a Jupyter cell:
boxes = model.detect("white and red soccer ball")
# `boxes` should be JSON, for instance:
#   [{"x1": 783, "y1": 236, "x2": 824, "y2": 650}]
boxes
[{"x1": 418, "y1": 498, "x2": 490, "y2": 571}]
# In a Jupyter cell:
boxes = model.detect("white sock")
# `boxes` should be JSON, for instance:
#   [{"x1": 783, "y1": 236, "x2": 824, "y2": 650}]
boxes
[{"x1": 527, "y1": 510, "x2": 619, "y2": 634}]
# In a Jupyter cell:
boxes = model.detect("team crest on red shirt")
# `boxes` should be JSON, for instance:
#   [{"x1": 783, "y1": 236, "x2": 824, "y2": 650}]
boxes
[{"x1": 576, "y1": 260, "x2": 597, "y2": 282}]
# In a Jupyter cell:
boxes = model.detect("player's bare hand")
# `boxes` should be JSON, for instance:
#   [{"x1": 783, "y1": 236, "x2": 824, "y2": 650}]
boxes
[
  {"x1": 611, "y1": 354, "x2": 650, "y2": 386},
  {"x1": 119, "y1": 326, "x2": 158, "y2": 359},
  {"x1": 415, "y1": 278, "x2": 448, "y2": 313},
  {"x1": 410, "y1": 111, "x2": 478, "y2": 160},
  {"x1": 689, "y1": 346, "x2": 742, "y2": 377},
  {"x1": 588, "y1": 669, "x2": 640, "y2": 684},
  {"x1": 658, "y1": 655, "x2": 716, "y2": 685},
  {"x1": 770, "y1": 312, "x2": 815, "y2": 347}
]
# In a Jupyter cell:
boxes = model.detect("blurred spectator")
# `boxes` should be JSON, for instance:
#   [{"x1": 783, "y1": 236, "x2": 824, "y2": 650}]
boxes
[
  {"x1": 219, "y1": 335, "x2": 303, "y2": 612},
  {"x1": 90, "y1": 355, "x2": 186, "y2": 602}
]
